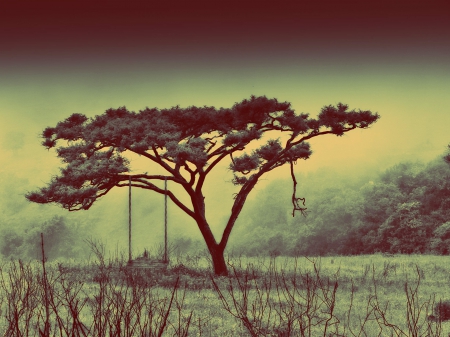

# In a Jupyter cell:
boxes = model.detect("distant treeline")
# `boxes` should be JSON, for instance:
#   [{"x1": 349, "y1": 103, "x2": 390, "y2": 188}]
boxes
[
  {"x1": 1, "y1": 215, "x2": 87, "y2": 260},
  {"x1": 230, "y1": 154, "x2": 450, "y2": 256}
]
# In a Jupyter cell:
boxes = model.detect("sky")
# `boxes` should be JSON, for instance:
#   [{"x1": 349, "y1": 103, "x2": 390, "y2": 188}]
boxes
[{"x1": 0, "y1": 0, "x2": 449, "y2": 256}]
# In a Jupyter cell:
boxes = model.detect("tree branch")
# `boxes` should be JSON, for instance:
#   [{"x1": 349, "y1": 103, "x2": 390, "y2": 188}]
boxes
[
  {"x1": 182, "y1": 163, "x2": 197, "y2": 186},
  {"x1": 290, "y1": 126, "x2": 357, "y2": 146},
  {"x1": 132, "y1": 147, "x2": 184, "y2": 181},
  {"x1": 118, "y1": 174, "x2": 180, "y2": 183},
  {"x1": 116, "y1": 180, "x2": 195, "y2": 219},
  {"x1": 218, "y1": 175, "x2": 259, "y2": 250}
]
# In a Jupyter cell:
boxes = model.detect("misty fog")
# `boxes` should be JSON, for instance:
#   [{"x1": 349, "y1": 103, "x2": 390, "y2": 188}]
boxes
[{"x1": 1, "y1": 133, "x2": 449, "y2": 262}]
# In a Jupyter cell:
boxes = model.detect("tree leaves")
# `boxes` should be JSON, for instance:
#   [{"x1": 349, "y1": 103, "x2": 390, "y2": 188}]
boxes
[
  {"x1": 255, "y1": 139, "x2": 282, "y2": 161},
  {"x1": 41, "y1": 114, "x2": 89, "y2": 149},
  {"x1": 26, "y1": 149, "x2": 129, "y2": 210},
  {"x1": 318, "y1": 103, "x2": 379, "y2": 135},
  {"x1": 230, "y1": 153, "x2": 260, "y2": 174},
  {"x1": 222, "y1": 129, "x2": 262, "y2": 147},
  {"x1": 27, "y1": 184, "x2": 99, "y2": 211},
  {"x1": 164, "y1": 140, "x2": 209, "y2": 166},
  {"x1": 275, "y1": 111, "x2": 309, "y2": 133},
  {"x1": 285, "y1": 143, "x2": 312, "y2": 162}
]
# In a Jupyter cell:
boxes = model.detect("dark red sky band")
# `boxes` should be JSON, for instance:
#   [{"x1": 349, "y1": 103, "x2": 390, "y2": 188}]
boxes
[{"x1": 1, "y1": 0, "x2": 449, "y2": 70}]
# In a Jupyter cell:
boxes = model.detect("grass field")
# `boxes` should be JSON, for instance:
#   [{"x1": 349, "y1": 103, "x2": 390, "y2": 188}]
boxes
[{"x1": 1, "y1": 251, "x2": 450, "y2": 336}]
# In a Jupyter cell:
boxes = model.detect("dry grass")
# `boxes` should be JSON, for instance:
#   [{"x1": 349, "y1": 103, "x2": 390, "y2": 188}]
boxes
[{"x1": 0, "y1": 251, "x2": 449, "y2": 336}]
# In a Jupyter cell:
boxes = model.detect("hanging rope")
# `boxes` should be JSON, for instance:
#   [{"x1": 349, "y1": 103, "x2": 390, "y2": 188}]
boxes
[{"x1": 290, "y1": 161, "x2": 308, "y2": 217}]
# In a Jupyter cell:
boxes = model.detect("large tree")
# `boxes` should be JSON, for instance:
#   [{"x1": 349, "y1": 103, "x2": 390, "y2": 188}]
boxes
[{"x1": 27, "y1": 96, "x2": 379, "y2": 275}]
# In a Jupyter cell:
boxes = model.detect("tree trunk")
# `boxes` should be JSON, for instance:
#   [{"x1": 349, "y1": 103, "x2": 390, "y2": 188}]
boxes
[
  {"x1": 193, "y1": 179, "x2": 259, "y2": 276},
  {"x1": 192, "y1": 214, "x2": 229, "y2": 276},
  {"x1": 209, "y1": 244, "x2": 228, "y2": 276}
]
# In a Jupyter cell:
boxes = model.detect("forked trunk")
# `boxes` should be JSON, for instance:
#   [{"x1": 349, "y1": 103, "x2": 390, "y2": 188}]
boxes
[
  {"x1": 193, "y1": 180, "x2": 257, "y2": 276},
  {"x1": 193, "y1": 215, "x2": 229, "y2": 276}
]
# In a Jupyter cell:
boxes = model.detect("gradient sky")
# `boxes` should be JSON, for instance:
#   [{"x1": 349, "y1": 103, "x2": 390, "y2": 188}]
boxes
[{"x1": 1, "y1": 0, "x2": 449, "y2": 253}]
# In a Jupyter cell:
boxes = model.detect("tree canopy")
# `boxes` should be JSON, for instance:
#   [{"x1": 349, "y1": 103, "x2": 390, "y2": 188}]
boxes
[{"x1": 27, "y1": 95, "x2": 379, "y2": 275}]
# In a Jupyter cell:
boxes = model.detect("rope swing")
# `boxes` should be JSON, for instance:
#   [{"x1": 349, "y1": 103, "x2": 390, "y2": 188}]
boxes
[{"x1": 128, "y1": 175, "x2": 169, "y2": 265}]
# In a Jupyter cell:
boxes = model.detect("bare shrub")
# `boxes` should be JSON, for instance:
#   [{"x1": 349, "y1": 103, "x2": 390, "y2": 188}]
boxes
[
  {"x1": 0, "y1": 238, "x2": 192, "y2": 336},
  {"x1": 211, "y1": 257, "x2": 342, "y2": 336},
  {"x1": 212, "y1": 257, "x2": 447, "y2": 337}
]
